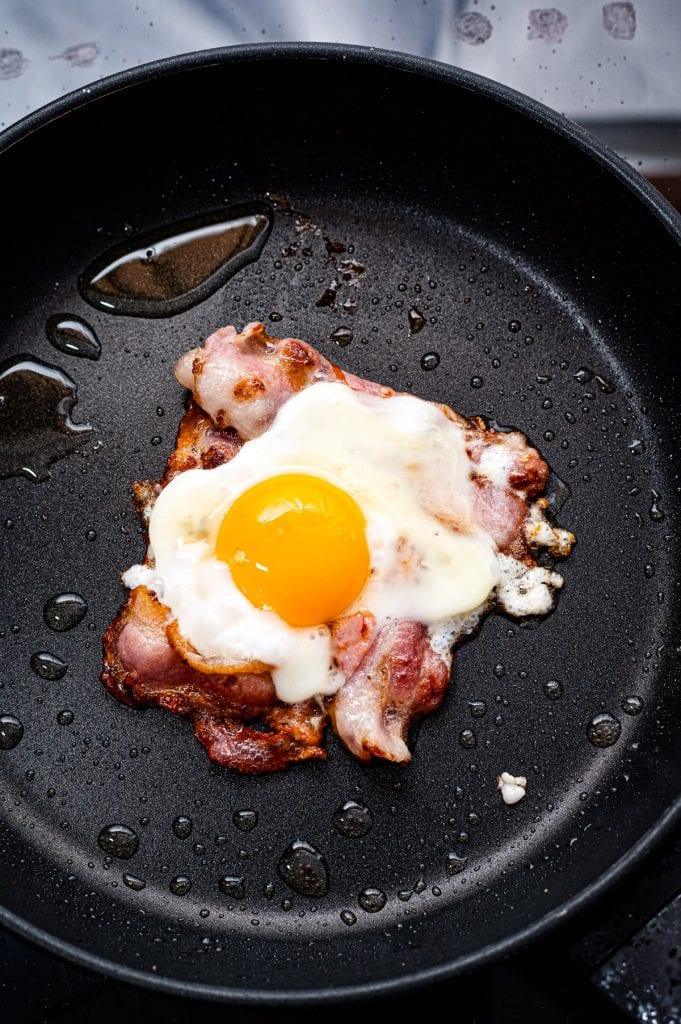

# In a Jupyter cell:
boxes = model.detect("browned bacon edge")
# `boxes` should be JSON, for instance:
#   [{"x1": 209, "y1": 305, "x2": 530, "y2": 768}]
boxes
[{"x1": 102, "y1": 321, "x2": 558, "y2": 772}]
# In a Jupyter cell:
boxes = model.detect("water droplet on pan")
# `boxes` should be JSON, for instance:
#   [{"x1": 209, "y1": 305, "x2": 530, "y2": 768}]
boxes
[
  {"x1": 169, "y1": 875, "x2": 192, "y2": 896},
  {"x1": 98, "y1": 823, "x2": 139, "y2": 859},
  {"x1": 0, "y1": 714, "x2": 23, "y2": 750},
  {"x1": 358, "y1": 887, "x2": 387, "y2": 913},
  {"x1": 46, "y1": 315, "x2": 101, "y2": 360},
  {"x1": 595, "y1": 374, "x2": 616, "y2": 394},
  {"x1": 649, "y1": 491, "x2": 665, "y2": 522},
  {"x1": 331, "y1": 327, "x2": 353, "y2": 348},
  {"x1": 621, "y1": 696, "x2": 643, "y2": 716},
  {"x1": 574, "y1": 367, "x2": 593, "y2": 384},
  {"x1": 43, "y1": 593, "x2": 88, "y2": 632},
  {"x1": 218, "y1": 875, "x2": 245, "y2": 899},
  {"x1": 445, "y1": 853, "x2": 468, "y2": 875},
  {"x1": 277, "y1": 839, "x2": 329, "y2": 897},
  {"x1": 80, "y1": 204, "x2": 272, "y2": 318},
  {"x1": 233, "y1": 809, "x2": 258, "y2": 832},
  {"x1": 468, "y1": 700, "x2": 487, "y2": 718},
  {"x1": 30, "y1": 652, "x2": 67, "y2": 680},
  {"x1": 56, "y1": 709, "x2": 74, "y2": 726},
  {"x1": 543, "y1": 680, "x2": 563, "y2": 700},
  {"x1": 332, "y1": 799, "x2": 373, "y2": 838},
  {"x1": 172, "y1": 815, "x2": 192, "y2": 839},
  {"x1": 340, "y1": 909, "x2": 357, "y2": 926},
  {"x1": 421, "y1": 352, "x2": 440, "y2": 371},
  {"x1": 587, "y1": 713, "x2": 622, "y2": 747},
  {"x1": 123, "y1": 873, "x2": 146, "y2": 891}
]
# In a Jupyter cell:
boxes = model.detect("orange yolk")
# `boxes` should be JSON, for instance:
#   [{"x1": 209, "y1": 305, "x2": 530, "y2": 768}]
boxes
[{"x1": 215, "y1": 473, "x2": 370, "y2": 627}]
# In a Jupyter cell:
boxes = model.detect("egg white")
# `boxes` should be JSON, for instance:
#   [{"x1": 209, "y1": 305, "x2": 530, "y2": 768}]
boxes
[{"x1": 125, "y1": 383, "x2": 511, "y2": 703}]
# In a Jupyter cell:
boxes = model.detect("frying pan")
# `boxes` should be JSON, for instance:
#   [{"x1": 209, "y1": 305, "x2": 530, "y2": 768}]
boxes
[{"x1": 1, "y1": 43, "x2": 680, "y2": 1004}]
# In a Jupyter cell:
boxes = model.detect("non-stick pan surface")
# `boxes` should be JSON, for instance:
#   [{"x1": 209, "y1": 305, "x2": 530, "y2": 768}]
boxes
[{"x1": 1, "y1": 45, "x2": 680, "y2": 1003}]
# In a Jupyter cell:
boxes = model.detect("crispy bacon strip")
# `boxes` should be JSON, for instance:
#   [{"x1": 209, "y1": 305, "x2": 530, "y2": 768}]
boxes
[
  {"x1": 102, "y1": 321, "x2": 572, "y2": 772},
  {"x1": 102, "y1": 588, "x2": 326, "y2": 772},
  {"x1": 175, "y1": 321, "x2": 392, "y2": 439},
  {"x1": 329, "y1": 620, "x2": 449, "y2": 763}
]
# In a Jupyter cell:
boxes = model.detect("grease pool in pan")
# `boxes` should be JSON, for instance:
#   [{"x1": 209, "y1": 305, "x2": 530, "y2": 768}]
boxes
[{"x1": 78, "y1": 203, "x2": 273, "y2": 318}]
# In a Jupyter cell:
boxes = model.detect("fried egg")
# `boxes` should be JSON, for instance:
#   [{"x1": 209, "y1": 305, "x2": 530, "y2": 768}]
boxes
[{"x1": 124, "y1": 383, "x2": 505, "y2": 703}]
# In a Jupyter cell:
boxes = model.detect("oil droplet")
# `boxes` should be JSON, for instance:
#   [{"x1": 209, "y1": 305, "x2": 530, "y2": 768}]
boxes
[
  {"x1": 46, "y1": 315, "x2": 101, "y2": 361},
  {"x1": 98, "y1": 823, "x2": 139, "y2": 859},
  {"x1": 421, "y1": 352, "x2": 440, "y2": 371},
  {"x1": 508, "y1": 320, "x2": 521, "y2": 333},
  {"x1": 30, "y1": 652, "x2": 67, "y2": 680},
  {"x1": 587, "y1": 713, "x2": 622, "y2": 748},
  {"x1": 543, "y1": 679, "x2": 563, "y2": 700},
  {"x1": 331, "y1": 327, "x2": 353, "y2": 348},
  {"x1": 445, "y1": 853, "x2": 468, "y2": 875},
  {"x1": 233, "y1": 809, "x2": 258, "y2": 832},
  {"x1": 277, "y1": 839, "x2": 329, "y2": 897},
  {"x1": 56, "y1": 709, "x2": 74, "y2": 726},
  {"x1": 123, "y1": 873, "x2": 146, "y2": 891},
  {"x1": 332, "y1": 799, "x2": 373, "y2": 838},
  {"x1": 459, "y1": 729, "x2": 476, "y2": 749},
  {"x1": 621, "y1": 695, "x2": 643, "y2": 716},
  {"x1": 169, "y1": 875, "x2": 191, "y2": 896},
  {"x1": 340, "y1": 909, "x2": 357, "y2": 926},
  {"x1": 172, "y1": 815, "x2": 192, "y2": 839},
  {"x1": 468, "y1": 700, "x2": 487, "y2": 718},
  {"x1": 408, "y1": 307, "x2": 427, "y2": 334},
  {"x1": 79, "y1": 204, "x2": 272, "y2": 318},
  {"x1": 358, "y1": 887, "x2": 386, "y2": 913},
  {"x1": 0, "y1": 714, "x2": 23, "y2": 750},
  {"x1": 644, "y1": 564, "x2": 655, "y2": 579},
  {"x1": 0, "y1": 356, "x2": 92, "y2": 481},
  {"x1": 43, "y1": 593, "x2": 88, "y2": 632},
  {"x1": 470, "y1": 376, "x2": 483, "y2": 388},
  {"x1": 218, "y1": 875, "x2": 245, "y2": 899}
]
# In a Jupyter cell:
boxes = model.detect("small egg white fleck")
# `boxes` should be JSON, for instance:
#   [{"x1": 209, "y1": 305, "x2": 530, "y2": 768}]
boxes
[{"x1": 497, "y1": 772, "x2": 528, "y2": 805}]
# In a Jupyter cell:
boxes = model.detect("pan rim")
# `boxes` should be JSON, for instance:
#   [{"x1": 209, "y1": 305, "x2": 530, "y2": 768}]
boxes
[{"x1": 1, "y1": 40, "x2": 680, "y2": 1004}]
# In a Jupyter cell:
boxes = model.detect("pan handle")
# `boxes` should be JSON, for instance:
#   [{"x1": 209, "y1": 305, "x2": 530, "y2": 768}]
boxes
[{"x1": 569, "y1": 828, "x2": 681, "y2": 1018}]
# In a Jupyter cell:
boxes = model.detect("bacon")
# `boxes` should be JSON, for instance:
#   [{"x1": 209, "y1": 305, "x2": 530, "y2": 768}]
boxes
[
  {"x1": 175, "y1": 321, "x2": 393, "y2": 441},
  {"x1": 102, "y1": 322, "x2": 573, "y2": 772},
  {"x1": 175, "y1": 322, "x2": 339, "y2": 439},
  {"x1": 329, "y1": 620, "x2": 449, "y2": 763},
  {"x1": 194, "y1": 710, "x2": 326, "y2": 774},
  {"x1": 102, "y1": 588, "x2": 325, "y2": 770},
  {"x1": 329, "y1": 611, "x2": 376, "y2": 677}
]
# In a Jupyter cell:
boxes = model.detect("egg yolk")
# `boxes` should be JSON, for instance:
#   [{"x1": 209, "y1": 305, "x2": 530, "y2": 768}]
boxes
[{"x1": 216, "y1": 473, "x2": 370, "y2": 627}]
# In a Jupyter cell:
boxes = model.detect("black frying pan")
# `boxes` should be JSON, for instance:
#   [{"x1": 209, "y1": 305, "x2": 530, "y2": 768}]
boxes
[{"x1": 1, "y1": 43, "x2": 680, "y2": 1004}]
